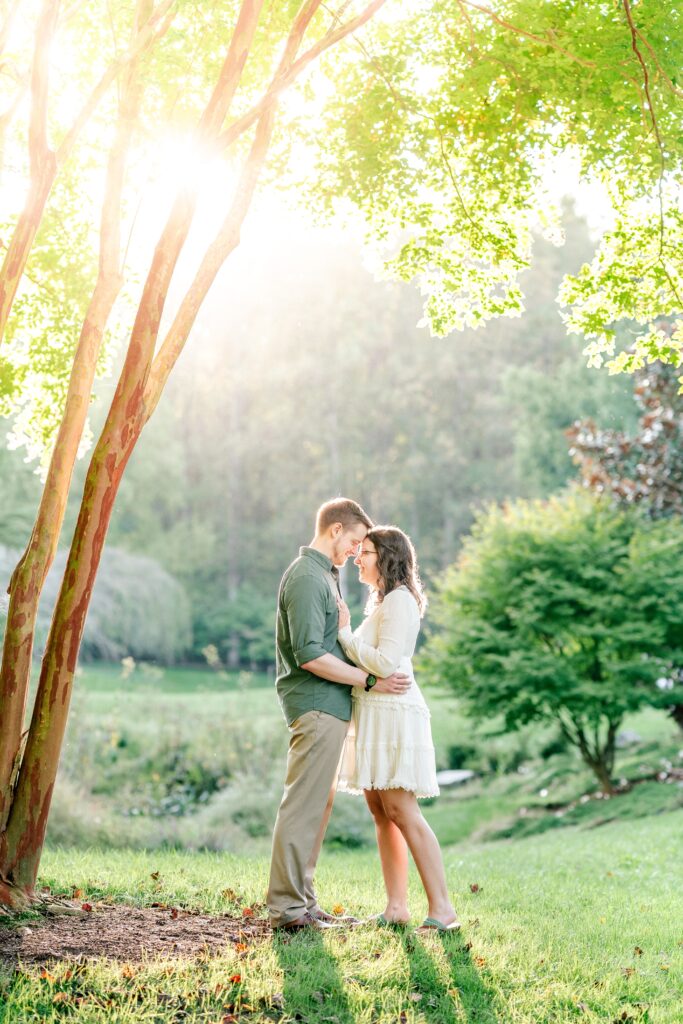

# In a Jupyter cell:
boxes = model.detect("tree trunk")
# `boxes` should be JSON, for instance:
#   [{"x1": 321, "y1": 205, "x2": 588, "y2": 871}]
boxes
[
  {"x1": 561, "y1": 713, "x2": 618, "y2": 796},
  {"x1": 0, "y1": 156, "x2": 57, "y2": 341},
  {"x1": 0, "y1": 0, "x2": 274, "y2": 902},
  {"x1": 0, "y1": 0, "x2": 59, "y2": 344},
  {"x1": 0, "y1": 0, "x2": 149, "y2": 833},
  {"x1": 0, "y1": 0, "x2": 385, "y2": 908},
  {"x1": 669, "y1": 704, "x2": 683, "y2": 731},
  {"x1": 226, "y1": 375, "x2": 243, "y2": 670},
  {"x1": 589, "y1": 758, "x2": 617, "y2": 797}
]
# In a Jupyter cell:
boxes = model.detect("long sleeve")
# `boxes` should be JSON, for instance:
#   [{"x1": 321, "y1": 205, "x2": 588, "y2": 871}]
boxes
[
  {"x1": 283, "y1": 573, "x2": 330, "y2": 665},
  {"x1": 338, "y1": 589, "x2": 418, "y2": 677}
]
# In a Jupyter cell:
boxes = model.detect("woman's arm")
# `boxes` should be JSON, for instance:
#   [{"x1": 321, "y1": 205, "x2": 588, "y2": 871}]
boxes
[{"x1": 338, "y1": 590, "x2": 415, "y2": 678}]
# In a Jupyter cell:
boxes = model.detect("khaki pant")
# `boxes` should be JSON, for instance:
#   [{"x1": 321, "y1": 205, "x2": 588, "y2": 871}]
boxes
[{"x1": 267, "y1": 710, "x2": 349, "y2": 927}]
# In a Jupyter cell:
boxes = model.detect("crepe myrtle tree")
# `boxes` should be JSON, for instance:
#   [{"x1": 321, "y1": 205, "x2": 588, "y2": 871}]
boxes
[
  {"x1": 420, "y1": 492, "x2": 683, "y2": 794},
  {"x1": 0, "y1": 0, "x2": 681, "y2": 909}
]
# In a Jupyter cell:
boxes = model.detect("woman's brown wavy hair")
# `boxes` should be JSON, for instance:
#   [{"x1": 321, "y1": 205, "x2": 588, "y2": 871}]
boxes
[{"x1": 365, "y1": 525, "x2": 427, "y2": 617}]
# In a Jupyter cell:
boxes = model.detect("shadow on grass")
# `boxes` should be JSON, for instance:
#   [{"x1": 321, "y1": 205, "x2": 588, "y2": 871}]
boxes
[
  {"x1": 272, "y1": 928, "x2": 355, "y2": 1024},
  {"x1": 398, "y1": 928, "x2": 501, "y2": 1024}
]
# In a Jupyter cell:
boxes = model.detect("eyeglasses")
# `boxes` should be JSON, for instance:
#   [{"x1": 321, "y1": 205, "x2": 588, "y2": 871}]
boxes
[{"x1": 357, "y1": 548, "x2": 377, "y2": 560}]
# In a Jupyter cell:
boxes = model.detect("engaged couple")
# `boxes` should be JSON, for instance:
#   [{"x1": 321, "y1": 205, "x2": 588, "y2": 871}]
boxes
[{"x1": 266, "y1": 498, "x2": 459, "y2": 933}]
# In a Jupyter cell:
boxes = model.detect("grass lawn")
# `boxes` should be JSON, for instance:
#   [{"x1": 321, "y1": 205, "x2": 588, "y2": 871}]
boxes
[{"x1": 2, "y1": 812, "x2": 682, "y2": 1023}]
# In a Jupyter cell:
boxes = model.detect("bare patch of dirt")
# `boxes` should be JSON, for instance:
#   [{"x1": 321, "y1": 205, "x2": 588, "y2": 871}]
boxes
[{"x1": 0, "y1": 904, "x2": 270, "y2": 965}]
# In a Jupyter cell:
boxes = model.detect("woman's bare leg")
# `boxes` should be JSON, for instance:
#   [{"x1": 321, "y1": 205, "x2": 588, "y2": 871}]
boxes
[
  {"x1": 364, "y1": 789, "x2": 410, "y2": 923},
  {"x1": 379, "y1": 789, "x2": 457, "y2": 925}
]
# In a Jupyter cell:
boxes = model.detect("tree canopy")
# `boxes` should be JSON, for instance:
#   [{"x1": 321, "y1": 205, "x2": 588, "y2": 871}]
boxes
[
  {"x1": 1, "y1": 0, "x2": 681, "y2": 467},
  {"x1": 420, "y1": 491, "x2": 683, "y2": 792}
]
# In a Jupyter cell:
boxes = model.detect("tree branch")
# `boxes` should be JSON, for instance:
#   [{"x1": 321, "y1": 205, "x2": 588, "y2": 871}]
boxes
[
  {"x1": 0, "y1": 0, "x2": 25, "y2": 57},
  {"x1": 622, "y1": 0, "x2": 681, "y2": 309},
  {"x1": 29, "y1": 0, "x2": 60, "y2": 168},
  {"x1": 56, "y1": 0, "x2": 177, "y2": 165},
  {"x1": 144, "y1": 0, "x2": 342, "y2": 410},
  {"x1": 216, "y1": 0, "x2": 387, "y2": 152},
  {"x1": 456, "y1": 0, "x2": 597, "y2": 70}
]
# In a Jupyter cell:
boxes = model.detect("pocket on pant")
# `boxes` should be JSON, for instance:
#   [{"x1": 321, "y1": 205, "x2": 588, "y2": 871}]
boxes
[{"x1": 289, "y1": 710, "x2": 322, "y2": 733}]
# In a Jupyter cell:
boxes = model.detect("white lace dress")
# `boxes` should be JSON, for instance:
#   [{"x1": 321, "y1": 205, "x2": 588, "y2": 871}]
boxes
[{"x1": 336, "y1": 586, "x2": 439, "y2": 799}]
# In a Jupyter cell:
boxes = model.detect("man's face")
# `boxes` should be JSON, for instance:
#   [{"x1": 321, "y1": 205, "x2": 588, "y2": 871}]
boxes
[{"x1": 331, "y1": 523, "x2": 368, "y2": 567}]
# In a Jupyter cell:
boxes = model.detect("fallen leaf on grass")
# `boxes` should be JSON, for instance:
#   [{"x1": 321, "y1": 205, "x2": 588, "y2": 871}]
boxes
[
  {"x1": 121, "y1": 965, "x2": 136, "y2": 979},
  {"x1": 474, "y1": 956, "x2": 487, "y2": 968},
  {"x1": 577, "y1": 1003, "x2": 589, "y2": 1013},
  {"x1": 235, "y1": 942, "x2": 249, "y2": 954},
  {"x1": 230, "y1": 974, "x2": 242, "y2": 984},
  {"x1": 633, "y1": 947, "x2": 643, "y2": 956},
  {"x1": 72, "y1": 888, "x2": 83, "y2": 899},
  {"x1": 332, "y1": 904, "x2": 345, "y2": 916},
  {"x1": 222, "y1": 888, "x2": 238, "y2": 901},
  {"x1": 464, "y1": 941, "x2": 473, "y2": 951},
  {"x1": 150, "y1": 902, "x2": 168, "y2": 909},
  {"x1": 41, "y1": 970, "x2": 55, "y2": 983},
  {"x1": 469, "y1": 883, "x2": 480, "y2": 893},
  {"x1": 399, "y1": 1013, "x2": 408, "y2": 1024},
  {"x1": 81, "y1": 902, "x2": 93, "y2": 912},
  {"x1": 409, "y1": 992, "x2": 422, "y2": 1002},
  {"x1": 151, "y1": 871, "x2": 160, "y2": 880},
  {"x1": 659, "y1": 965, "x2": 670, "y2": 971},
  {"x1": 170, "y1": 908, "x2": 179, "y2": 920},
  {"x1": 621, "y1": 967, "x2": 636, "y2": 977},
  {"x1": 271, "y1": 993, "x2": 284, "y2": 1009},
  {"x1": 242, "y1": 906, "x2": 255, "y2": 918}
]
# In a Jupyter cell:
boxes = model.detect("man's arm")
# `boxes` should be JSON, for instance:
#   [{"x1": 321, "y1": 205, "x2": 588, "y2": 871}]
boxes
[
  {"x1": 284, "y1": 573, "x2": 410, "y2": 694},
  {"x1": 301, "y1": 653, "x2": 411, "y2": 694}
]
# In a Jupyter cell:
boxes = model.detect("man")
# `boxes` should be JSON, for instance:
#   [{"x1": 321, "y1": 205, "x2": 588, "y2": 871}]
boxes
[{"x1": 267, "y1": 498, "x2": 412, "y2": 931}]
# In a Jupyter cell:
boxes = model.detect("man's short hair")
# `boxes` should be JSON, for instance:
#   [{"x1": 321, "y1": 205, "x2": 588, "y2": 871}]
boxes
[{"x1": 316, "y1": 498, "x2": 373, "y2": 535}]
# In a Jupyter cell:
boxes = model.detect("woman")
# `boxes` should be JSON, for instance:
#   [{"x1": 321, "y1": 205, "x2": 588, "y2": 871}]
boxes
[{"x1": 336, "y1": 525, "x2": 459, "y2": 931}]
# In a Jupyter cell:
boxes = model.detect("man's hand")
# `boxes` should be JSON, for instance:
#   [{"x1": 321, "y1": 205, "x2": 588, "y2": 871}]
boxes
[
  {"x1": 373, "y1": 672, "x2": 411, "y2": 694},
  {"x1": 336, "y1": 596, "x2": 351, "y2": 629}
]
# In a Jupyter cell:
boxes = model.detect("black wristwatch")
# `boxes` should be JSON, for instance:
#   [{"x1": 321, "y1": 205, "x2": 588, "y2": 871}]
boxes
[{"x1": 364, "y1": 673, "x2": 377, "y2": 692}]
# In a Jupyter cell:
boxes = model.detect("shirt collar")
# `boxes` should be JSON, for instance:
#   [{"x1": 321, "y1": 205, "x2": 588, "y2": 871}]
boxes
[{"x1": 299, "y1": 546, "x2": 338, "y2": 576}]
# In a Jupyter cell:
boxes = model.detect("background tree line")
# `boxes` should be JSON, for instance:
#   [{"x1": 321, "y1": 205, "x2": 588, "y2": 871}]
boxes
[{"x1": 1, "y1": 204, "x2": 637, "y2": 668}]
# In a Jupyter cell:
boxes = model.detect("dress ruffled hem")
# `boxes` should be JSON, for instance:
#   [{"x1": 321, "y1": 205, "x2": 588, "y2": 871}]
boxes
[
  {"x1": 337, "y1": 780, "x2": 440, "y2": 799},
  {"x1": 338, "y1": 741, "x2": 439, "y2": 799}
]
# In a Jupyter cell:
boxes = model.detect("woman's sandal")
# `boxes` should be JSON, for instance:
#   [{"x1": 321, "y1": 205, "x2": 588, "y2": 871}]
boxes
[{"x1": 417, "y1": 916, "x2": 462, "y2": 933}]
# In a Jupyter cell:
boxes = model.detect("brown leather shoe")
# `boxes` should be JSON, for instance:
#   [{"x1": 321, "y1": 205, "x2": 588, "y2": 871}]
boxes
[
  {"x1": 273, "y1": 912, "x2": 334, "y2": 932},
  {"x1": 310, "y1": 907, "x2": 360, "y2": 925}
]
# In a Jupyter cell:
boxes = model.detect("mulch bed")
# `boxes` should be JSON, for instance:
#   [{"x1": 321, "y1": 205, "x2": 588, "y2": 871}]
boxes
[{"x1": 0, "y1": 904, "x2": 271, "y2": 965}]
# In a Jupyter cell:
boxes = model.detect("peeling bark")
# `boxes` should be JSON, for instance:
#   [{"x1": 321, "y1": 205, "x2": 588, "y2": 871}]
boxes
[{"x1": 0, "y1": 0, "x2": 151, "y2": 833}]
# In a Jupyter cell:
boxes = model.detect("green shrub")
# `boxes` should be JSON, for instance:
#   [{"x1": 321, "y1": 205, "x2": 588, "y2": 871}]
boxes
[{"x1": 422, "y1": 492, "x2": 683, "y2": 793}]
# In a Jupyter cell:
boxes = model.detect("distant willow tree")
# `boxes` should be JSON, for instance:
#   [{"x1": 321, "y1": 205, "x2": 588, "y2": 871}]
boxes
[
  {"x1": 420, "y1": 493, "x2": 683, "y2": 794},
  {"x1": 0, "y1": 0, "x2": 681, "y2": 909}
]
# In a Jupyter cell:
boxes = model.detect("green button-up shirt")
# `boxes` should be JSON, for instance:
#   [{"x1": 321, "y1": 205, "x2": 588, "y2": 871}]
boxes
[{"x1": 275, "y1": 546, "x2": 353, "y2": 726}]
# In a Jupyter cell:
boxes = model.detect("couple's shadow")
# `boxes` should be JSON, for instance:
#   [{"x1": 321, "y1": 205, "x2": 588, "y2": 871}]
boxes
[{"x1": 272, "y1": 923, "x2": 499, "y2": 1023}]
